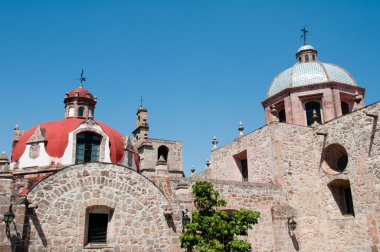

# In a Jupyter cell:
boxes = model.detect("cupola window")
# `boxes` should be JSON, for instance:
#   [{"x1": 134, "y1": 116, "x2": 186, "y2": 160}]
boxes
[
  {"x1": 341, "y1": 102, "x2": 350, "y2": 115},
  {"x1": 78, "y1": 107, "x2": 85, "y2": 117},
  {"x1": 68, "y1": 107, "x2": 74, "y2": 117},
  {"x1": 278, "y1": 109, "x2": 286, "y2": 123},
  {"x1": 75, "y1": 132, "x2": 101, "y2": 164},
  {"x1": 305, "y1": 54, "x2": 309, "y2": 62},
  {"x1": 305, "y1": 102, "x2": 321, "y2": 126}
]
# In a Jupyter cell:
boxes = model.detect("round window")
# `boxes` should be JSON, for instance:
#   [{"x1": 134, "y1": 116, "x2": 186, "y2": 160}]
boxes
[{"x1": 322, "y1": 144, "x2": 348, "y2": 175}]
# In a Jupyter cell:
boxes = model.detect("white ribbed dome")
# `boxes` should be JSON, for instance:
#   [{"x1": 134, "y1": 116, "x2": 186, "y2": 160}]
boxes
[
  {"x1": 297, "y1": 44, "x2": 315, "y2": 53},
  {"x1": 267, "y1": 45, "x2": 357, "y2": 97}
]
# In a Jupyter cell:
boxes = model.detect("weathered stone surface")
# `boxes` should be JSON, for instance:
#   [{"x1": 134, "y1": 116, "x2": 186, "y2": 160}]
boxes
[{"x1": 24, "y1": 163, "x2": 182, "y2": 251}]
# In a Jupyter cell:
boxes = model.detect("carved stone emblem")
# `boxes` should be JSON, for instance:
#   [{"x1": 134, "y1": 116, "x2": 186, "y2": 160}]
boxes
[{"x1": 29, "y1": 144, "x2": 40, "y2": 159}]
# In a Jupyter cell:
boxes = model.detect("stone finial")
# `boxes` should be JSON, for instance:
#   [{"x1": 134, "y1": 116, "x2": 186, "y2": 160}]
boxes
[
  {"x1": 0, "y1": 151, "x2": 9, "y2": 161},
  {"x1": 205, "y1": 160, "x2": 211, "y2": 169},
  {"x1": 238, "y1": 121, "x2": 244, "y2": 137},
  {"x1": 354, "y1": 90, "x2": 363, "y2": 104},
  {"x1": 270, "y1": 105, "x2": 279, "y2": 123},
  {"x1": 212, "y1": 136, "x2": 218, "y2": 150},
  {"x1": 191, "y1": 165, "x2": 195, "y2": 176},
  {"x1": 311, "y1": 109, "x2": 320, "y2": 126}
]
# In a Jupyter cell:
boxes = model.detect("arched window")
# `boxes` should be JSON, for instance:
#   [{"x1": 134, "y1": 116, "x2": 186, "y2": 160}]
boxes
[
  {"x1": 341, "y1": 102, "x2": 350, "y2": 115},
  {"x1": 305, "y1": 54, "x2": 309, "y2": 62},
  {"x1": 68, "y1": 107, "x2": 75, "y2": 117},
  {"x1": 76, "y1": 132, "x2": 101, "y2": 164},
  {"x1": 157, "y1": 145, "x2": 169, "y2": 162},
  {"x1": 78, "y1": 107, "x2": 85, "y2": 117},
  {"x1": 305, "y1": 101, "x2": 322, "y2": 126},
  {"x1": 278, "y1": 109, "x2": 286, "y2": 123}
]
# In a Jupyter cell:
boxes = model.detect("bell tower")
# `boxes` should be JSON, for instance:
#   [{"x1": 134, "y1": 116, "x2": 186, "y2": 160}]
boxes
[{"x1": 133, "y1": 105, "x2": 149, "y2": 146}]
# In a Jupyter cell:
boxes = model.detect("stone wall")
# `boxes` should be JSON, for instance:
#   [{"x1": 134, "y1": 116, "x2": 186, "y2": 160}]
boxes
[
  {"x1": 25, "y1": 163, "x2": 182, "y2": 252},
  {"x1": 208, "y1": 101, "x2": 380, "y2": 251}
]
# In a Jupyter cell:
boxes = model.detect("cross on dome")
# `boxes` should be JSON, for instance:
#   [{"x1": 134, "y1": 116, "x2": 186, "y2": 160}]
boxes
[
  {"x1": 301, "y1": 26, "x2": 309, "y2": 45},
  {"x1": 79, "y1": 69, "x2": 87, "y2": 87}
]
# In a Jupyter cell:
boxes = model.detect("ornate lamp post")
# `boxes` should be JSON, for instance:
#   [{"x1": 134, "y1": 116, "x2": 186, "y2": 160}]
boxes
[
  {"x1": 3, "y1": 204, "x2": 15, "y2": 235},
  {"x1": 182, "y1": 210, "x2": 191, "y2": 232},
  {"x1": 287, "y1": 216, "x2": 297, "y2": 237}
]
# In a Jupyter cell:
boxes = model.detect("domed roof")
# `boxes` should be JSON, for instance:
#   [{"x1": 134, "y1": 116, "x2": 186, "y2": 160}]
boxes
[
  {"x1": 67, "y1": 86, "x2": 95, "y2": 99},
  {"x1": 267, "y1": 45, "x2": 357, "y2": 97},
  {"x1": 12, "y1": 118, "x2": 125, "y2": 164}
]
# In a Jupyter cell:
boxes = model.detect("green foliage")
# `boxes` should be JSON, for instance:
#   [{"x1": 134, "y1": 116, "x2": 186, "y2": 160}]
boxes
[{"x1": 180, "y1": 181, "x2": 260, "y2": 252}]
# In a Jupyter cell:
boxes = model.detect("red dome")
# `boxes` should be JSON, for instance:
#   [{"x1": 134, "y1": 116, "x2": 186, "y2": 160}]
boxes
[
  {"x1": 67, "y1": 86, "x2": 95, "y2": 99},
  {"x1": 12, "y1": 118, "x2": 125, "y2": 164}
]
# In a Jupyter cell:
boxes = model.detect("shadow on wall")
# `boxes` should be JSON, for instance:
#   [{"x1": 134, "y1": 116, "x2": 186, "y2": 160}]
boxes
[
  {"x1": 21, "y1": 208, "x2": 47, "y2": 251},
  {"x1": 291, "y1": 234, "x2": 300, "y2": 251}
]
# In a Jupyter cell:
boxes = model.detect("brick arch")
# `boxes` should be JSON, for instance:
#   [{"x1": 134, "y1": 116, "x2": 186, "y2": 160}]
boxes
[{"x1": 25, "y1": 163, "x2": 176, "y2": 251}]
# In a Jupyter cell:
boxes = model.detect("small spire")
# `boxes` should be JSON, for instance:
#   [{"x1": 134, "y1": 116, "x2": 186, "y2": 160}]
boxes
[
  {"x1": 301, "y1": 26, "x2": 309, "y2": 45},
  {"x1": 238, "y1": 121, "x2": 244, "y2": 137},
  {"x1": 14, "y1": 124, "x2": 19, "y2": 130},
  {"x1": 191, "y1": 165, "x2": 195, "y2": 176},
  {"x1": 205, "y1": 160, "x2": 211, "y2": 169},
  {"x1": 212, "y1": 136, "x2": 218, "y2": 150},
  {"x1": 79, "y1": 69, "x2": 87, "y2": 87},
  {"x1": 140, "y1": 96, "x2": 143, "y2": 107},
  {"x1": 0, "y1": 151, "x2": 8, "y2": 161}
]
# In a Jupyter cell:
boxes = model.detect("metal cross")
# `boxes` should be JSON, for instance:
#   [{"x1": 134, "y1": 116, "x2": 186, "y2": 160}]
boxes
[
  {"x1": 79, "y1": 69, "x2": 87, "y2": 87},
  {"x1": 301, "y1": 26, "x2": 308, "y2": 45}
]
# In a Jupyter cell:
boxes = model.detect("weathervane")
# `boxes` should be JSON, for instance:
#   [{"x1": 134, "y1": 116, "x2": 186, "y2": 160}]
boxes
[
  {"x1": 79, "y1": 69, "x2": 87, "y2": 87},
  {"x1": 301, "y1": 26, "x2": 309, "y2": 45}
]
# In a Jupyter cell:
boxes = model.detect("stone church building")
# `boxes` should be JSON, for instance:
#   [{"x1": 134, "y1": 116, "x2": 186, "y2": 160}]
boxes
[{"x1": 0, "y1": 42, "x2": 379, "y2": 251}]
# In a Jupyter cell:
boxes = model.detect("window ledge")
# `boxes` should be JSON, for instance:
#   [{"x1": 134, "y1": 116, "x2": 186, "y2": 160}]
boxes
[{"x1": 84, "y1": 243, "x2": 113, "y2": 249}]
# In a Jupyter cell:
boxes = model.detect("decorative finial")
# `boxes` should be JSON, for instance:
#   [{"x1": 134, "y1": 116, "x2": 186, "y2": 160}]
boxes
[
  {"x1": 212, "y1": 136, "x2": 218, "y2": 150},
  {"x1": 354, "y1": 90, "x2": 362, "y2": 103},
  {"x1": 140, "y1": 96, "x2": 143, "y2": 107},
  {"x1": 205, "y1": 160, "x2": 211, "y2": 169},
  {"x1": 79, "y1": 69, "x2": 87, "y2": 87},
  {"x1": 238, "y1": 121, "x2": 244, "y2": 137},
  {"x1": 301, "y1": 26, "x2": 309, "y2": 45},
  {"x1": 191, "y1": 165, "x2": 195, "y2": 176},
  {"x1": 14, "y1": 124, "x2": 19, "y2": 130}
]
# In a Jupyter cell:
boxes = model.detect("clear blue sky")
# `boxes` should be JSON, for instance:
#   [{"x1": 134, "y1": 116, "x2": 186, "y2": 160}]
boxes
[{"x1": 1, "y1": 0, "x2": 379, "y2": 175}]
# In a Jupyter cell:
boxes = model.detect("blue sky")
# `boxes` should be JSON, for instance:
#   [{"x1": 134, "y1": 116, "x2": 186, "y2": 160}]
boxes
[{"x1": 1, "y1": 0, "x2": 379, "y2": 175}]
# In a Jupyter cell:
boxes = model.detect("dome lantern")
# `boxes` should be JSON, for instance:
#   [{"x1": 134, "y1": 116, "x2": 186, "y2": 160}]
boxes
[
  {"x1": 64, "y1": 71, "x2": 97, "y2": 119},
  {"x1": 262, "y1": 40, "x2": 365, "y2": 127}
]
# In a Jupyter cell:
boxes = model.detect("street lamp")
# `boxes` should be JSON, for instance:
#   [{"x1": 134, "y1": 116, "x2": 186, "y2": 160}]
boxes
[
  {"x1": 287, "y1": 216, "x2": 297, "y2": 236},
  {"x1": 3, "y1": 204, "x2": 15, "y2": 235},
  {"x1": 182, "y1": 210, "x2": 191, "y2": 232}
]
